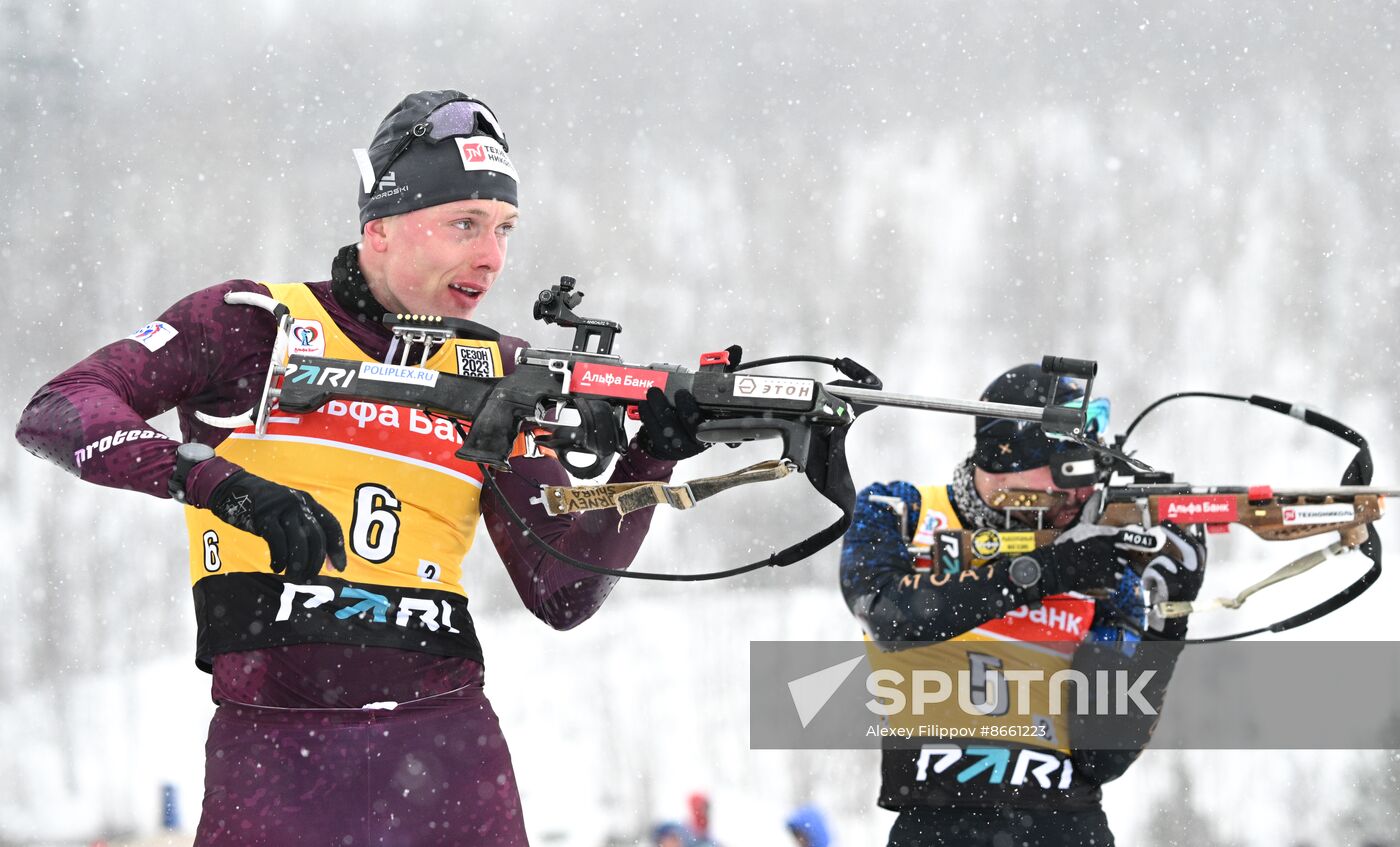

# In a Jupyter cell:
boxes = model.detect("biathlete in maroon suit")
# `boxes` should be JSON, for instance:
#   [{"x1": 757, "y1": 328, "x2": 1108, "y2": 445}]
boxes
[
  {"x1": 840, "y1": 364, "x2": 1209, "y2": 847},
  {"x1": 17, "y1": 90, "x2": 715, "y2": 846}
]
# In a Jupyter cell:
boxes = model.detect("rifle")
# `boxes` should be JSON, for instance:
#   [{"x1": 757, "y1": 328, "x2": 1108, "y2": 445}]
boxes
[
  {"x1": 194, "y1": 277, "x2": 1102, "y2": 581},
  {"x1": 880, "y1": 392, "x2": 1396, "y2": 642}
]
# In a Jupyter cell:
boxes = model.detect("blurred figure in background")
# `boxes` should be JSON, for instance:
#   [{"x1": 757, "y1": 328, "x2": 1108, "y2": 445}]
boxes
[
  {"x1": 687, "y1": 792, "x2": 717, "y2": 847},
  {"x1": 786, "y1": 804, "x2": 832, "y2": 847},
  {"x1": 652, "y1": 821, "x2": 692, "y2": 847}
]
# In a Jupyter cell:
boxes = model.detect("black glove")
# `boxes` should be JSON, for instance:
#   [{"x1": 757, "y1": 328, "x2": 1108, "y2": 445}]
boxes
[
  {"x1": 208, "y1": 470, "x2": 347, "y2": 580},
  {"x1": 1138, "y1": 521, "x2": 1207, "y2": 637},
  {"x1": 1026, "y1": 525, "x2": 1124, "y2": 598},
  {"x1": 637, "y1": 387, "x2": 709, "y2": 461},
  {"x1": 719, "y1": 344, "x2": 744, "y2": 371},
  {"x1": 1140, "y1": 521, "x2": 1207, "y2": 603},
  {"x1": 828, "y1": 360, "x2": 884, "y2": 416}
]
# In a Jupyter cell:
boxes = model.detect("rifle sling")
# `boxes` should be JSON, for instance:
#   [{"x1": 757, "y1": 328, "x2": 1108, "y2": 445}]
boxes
[
  {"x1": 1157, "y1": 537, "x2": 1356, "y2": 618},
  {"x1": 537, "y1": 459, "x2": 793, "y2": 516},
  {"x1": 1152, "y1": 552, "x2": 1381, "y2": 644},
  {"x1": 480, "y1": 435, "x2": 855, "y2": 582}
]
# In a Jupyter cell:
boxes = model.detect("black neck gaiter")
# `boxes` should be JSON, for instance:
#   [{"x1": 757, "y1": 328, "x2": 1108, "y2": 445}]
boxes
[{"x1": 330, "y1": 243, "x2": 390, "y2": 326}]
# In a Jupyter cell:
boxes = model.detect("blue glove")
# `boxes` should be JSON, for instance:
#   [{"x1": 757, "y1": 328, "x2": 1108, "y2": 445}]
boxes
[
  {"x1": 849, "y1": 480, "x2": 922, "y2": 544},
  {"x1": 842, "y1": 482, "x2": 924, "y2": 598},
  {"x1": 1089, "y1": 567, "x2": 1146, "y2": 655}
]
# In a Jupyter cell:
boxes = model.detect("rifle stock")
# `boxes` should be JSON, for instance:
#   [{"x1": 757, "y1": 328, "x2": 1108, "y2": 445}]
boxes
[
  {"x1": 906, "y1": 489, "x2": 1390, "y2": 573},
  {"x1": 1094, "y1": 491, "x2": 1387, "y2": 545}
]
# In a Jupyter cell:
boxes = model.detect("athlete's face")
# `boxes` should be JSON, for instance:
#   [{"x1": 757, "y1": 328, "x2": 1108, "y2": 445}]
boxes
[
  {"x1": 974, "y1": 465, "x2": 1095, "y2": 529},
  {"x1": 362, "y1": 199, "x2": 518, "y2": 320}
]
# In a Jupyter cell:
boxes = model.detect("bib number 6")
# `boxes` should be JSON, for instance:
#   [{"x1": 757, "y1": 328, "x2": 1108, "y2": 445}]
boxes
[{"x1": 350, "y1": 483, "x2": 401, "y2": 563}]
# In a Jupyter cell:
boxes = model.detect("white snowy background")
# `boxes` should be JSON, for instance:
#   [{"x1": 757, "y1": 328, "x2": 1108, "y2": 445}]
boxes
[{"x1": 2, "y1": 1, "x2": 1399, "y2": 845}]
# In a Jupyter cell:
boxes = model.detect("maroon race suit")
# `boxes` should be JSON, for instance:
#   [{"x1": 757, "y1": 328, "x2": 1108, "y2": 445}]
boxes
[{"x1": 16, "y1": 246, "x2": 675, "y2": 845}]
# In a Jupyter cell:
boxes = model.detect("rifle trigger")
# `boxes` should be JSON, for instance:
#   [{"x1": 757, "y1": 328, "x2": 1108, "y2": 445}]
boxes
[{"x1": 1137, "y1": 500, "x2": 1152, "y2": 527}]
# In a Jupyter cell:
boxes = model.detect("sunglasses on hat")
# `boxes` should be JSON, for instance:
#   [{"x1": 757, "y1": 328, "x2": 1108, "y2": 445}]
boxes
[{"x1": 363, "y1": 98, "x2": 509, "y2": 193}]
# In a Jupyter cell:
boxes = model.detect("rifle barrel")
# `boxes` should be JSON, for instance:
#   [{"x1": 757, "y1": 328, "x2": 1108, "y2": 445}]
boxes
[
  {"x1": 825, "y1": 386, "x2": 1047, "y2": 422},
  {"x1": 1106, "y1": 486, "x2": 1400, "y2": 498},
  {"x1": 1264, "y1": 487, "x2": 1400, "y2": 497}
]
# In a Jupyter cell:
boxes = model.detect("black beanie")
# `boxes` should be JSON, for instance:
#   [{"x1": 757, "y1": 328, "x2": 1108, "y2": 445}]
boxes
[
  {"x1": 355, "y1": 90, "x2": 519, "y2": 230},
  {"x1": 972, "y1": 364, "x2": 1086, "y2": 473}
]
